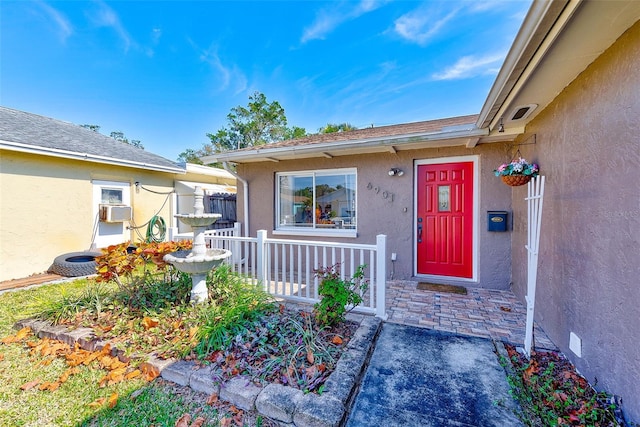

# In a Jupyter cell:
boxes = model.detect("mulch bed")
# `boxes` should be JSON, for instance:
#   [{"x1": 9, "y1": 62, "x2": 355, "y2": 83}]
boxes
[{"x1": 504, "y1": 344, "x2": 627, "y2": 426}]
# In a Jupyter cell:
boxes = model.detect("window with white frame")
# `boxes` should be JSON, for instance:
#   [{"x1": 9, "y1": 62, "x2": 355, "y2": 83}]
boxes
[{"x1": 276, "y1": 168, "x2": 356, "y2": 234}]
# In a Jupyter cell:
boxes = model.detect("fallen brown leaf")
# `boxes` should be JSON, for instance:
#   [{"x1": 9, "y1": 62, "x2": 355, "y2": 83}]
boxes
[
  {"x1": 88, "y1": 397, "x2": 106, "y2": 408},
  {"x1": 38, "y1": 381, "x2": 52, "y2": 391},
  {"x1": 20, "y1": 379, "x2": 41, "y2": 391},
  {"x1": 206, "y1": 393, "x2": 219, "y2": 405},
  {"x1": 108, "y1": 392, "x2": 118, "y2": 408},
  {"x1": 175, "y1": 413, "x2": 192, "y2": 427},
  {"x1": 125, "y1": 369, "x2": 141, "y2": 380},
  {"x1": 142, "y1": 317, "x2": 159, "y2": 330}
]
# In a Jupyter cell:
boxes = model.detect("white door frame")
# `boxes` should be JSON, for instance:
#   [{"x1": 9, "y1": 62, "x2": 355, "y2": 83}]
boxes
[{"x1": 413, "y1": 155, "x2": 479, "y2": 282}]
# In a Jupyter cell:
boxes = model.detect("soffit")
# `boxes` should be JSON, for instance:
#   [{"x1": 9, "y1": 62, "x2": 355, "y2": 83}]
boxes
[{"x1": 483, "y1": 0, "x2": 640, "y2": 134}]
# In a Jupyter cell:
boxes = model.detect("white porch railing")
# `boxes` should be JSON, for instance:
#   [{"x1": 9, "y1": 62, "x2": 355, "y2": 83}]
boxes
[{"x1": 204, "y1": 224, "x2": 387, "y2": 319}]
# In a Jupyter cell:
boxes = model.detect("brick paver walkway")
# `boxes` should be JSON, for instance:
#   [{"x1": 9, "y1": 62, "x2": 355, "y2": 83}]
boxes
[{"x1": 386, "y1": 280, "x2": 556, "y2": 350}]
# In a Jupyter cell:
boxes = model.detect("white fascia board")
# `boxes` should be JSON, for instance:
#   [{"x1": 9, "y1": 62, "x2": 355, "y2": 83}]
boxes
[
  {"x1": 181, "y1": 162, "x2": 235, "y2": 178},
  {"x1": 476, "y1": 0, "x2": 571, "y2": 128},
  {"x1": 201, "y1": 127, "x2": 488, "y2": 164},
  {"x1": 0, "y1": 140, "x2": 186, "y2": 174}
]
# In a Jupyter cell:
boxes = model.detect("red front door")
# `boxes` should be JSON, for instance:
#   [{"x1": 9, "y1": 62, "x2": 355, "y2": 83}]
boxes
[{"x1": 416, "y1": 162, "x2": 474, "y2": 278}]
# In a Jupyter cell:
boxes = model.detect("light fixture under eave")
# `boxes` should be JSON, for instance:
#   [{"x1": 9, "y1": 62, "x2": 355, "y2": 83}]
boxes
[
  {"x1": 388, "y1": 168, "x2": 404, "y2": 176},
  {"x1": 498, "y1": 117, "x2": 505, "y2": 133}
]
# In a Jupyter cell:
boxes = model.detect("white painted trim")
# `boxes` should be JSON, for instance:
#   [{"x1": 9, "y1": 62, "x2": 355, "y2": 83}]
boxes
[
  {"x1": 273, "y1": 229, "x2": 358, "y2": 239},
  {"x1": 1, "y1": 140, "x2": 185, "y2": 174},
  {"x1": 91, "y1": 180, "x2": 131, "y2": 248},
  {"x1": 275, "y1": 167, "x2": 357, "y2": 235},
  {"x1": 201, "y1": 127, "x2": 487, "y2": 164},
  {"x1": 413, "y1": 155, "x2": 479, "y2": 282}
]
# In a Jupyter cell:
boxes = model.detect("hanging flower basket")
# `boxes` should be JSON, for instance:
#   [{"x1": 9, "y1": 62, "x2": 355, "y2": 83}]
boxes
[
  {"x1": 501, "y1": 175, "x2": 532, "y2": 186},
  {"x1": 494, "y1": 157, "x2": 539, "y2": 187}
]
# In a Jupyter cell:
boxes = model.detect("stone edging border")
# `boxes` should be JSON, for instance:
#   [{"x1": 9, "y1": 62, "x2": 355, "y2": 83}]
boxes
[{"x1": 14, "y1": 314, "x2": 382, "y2": 427}]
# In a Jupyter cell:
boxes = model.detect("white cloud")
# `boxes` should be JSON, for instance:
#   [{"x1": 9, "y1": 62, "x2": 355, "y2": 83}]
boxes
[
  {"x1": 144, "y1": 28, "x2": 162, "y2": 58},
  {"x1": 36, "y1": 1, "x2": 73, "y2": 42},
  {"x1": 431, "y1": 53, "x2": 506, "y2": 80},
  {"x1": 301, "y1": 0, "x2": 388, "y2": 43},
  {"x1": 393, "y1": 5, "x2": 459, "y2": 46},
  {"x1": 89, "y1": 1, "x2": 133, "y2": 52},
  {"x1": 151, "y1": 28, "x2": 162, "y2": 44},
  {"x1": 194, "y1": 41, "x2": 247, "y2": 94}
]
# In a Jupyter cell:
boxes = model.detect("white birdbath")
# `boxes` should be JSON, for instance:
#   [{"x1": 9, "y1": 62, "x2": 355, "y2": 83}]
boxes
[{"x1": 164, "y1": 186, "x2": 231, "y2": 303}]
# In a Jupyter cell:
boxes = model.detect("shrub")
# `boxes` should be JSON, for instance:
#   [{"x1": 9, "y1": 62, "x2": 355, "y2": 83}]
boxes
[
  {"x1": 94, "y1": 241, "x2": 193, "y2": 309},
  {"x1": 194, "y1": 266, "x2": 275, "y2": 356},
  {"x1": 313, "y1": 264, "x2": 368, "y2": 326}
]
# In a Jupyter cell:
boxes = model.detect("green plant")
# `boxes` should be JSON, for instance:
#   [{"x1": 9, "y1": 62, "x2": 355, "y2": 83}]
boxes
[
  {"x1": 194, "y1": 267, "x2": 275, "y2": 356},
  {"x1": 503, "y1": 344, "x2": 622, "y2": 426},
  {"x1": 95, "y1": 241, "x2": 192, "y2": 309},
  {"x1": 313, "y1": 264, "x2": 368, "y2": 326},
  {"x1": 494, "y1": 157, "x2": 539, "y2": 177},
  {"x1": 205, "y1": 308, "x2": 353, "y2": 393},
  {"x1": 39, "y1": 282, "x2": 115, "y2": 324}
]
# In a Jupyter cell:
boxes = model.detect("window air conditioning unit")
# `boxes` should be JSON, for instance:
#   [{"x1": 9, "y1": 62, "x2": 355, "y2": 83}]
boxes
[{"x1": 99, "y1": 204, "x2": 132, "y2": 223}]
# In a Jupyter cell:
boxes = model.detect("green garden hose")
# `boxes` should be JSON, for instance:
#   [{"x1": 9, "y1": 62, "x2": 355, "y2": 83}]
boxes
[{"x1": 146, "y1": 215, "x2": 167, "y2": 243}]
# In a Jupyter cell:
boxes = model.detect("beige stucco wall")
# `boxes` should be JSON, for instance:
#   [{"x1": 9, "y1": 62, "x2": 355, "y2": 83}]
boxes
[
  {"x1": 510, "y1": 21, "x2": 640, "y2": 422},
  {"x1": 237, "y1": 143, "x2": 515, "y2": 289},
  {"x1": 0, "y1": 152, "x2": 235, "y2": 282}
]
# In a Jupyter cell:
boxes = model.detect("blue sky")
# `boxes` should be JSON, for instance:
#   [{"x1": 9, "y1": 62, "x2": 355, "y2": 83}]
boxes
[{"x1": 1, "y1": 0, "x2": 532, "y2": 161}]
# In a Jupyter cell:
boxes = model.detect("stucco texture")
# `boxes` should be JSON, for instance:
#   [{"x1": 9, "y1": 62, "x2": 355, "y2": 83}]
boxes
[
  {"x1": 510, "y1": 21, "x2": 640, "y2": 422},
  {"x1": 0, "y1": 153, "x2": 233, "y2": 282},
  {"x1": 237, "y1": 143, "x2": 514, "y2": 289}
]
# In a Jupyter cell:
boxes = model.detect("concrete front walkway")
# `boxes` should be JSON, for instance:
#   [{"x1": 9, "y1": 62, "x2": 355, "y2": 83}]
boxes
[
  {"x1": 346, "y1": 323, "x2": 523, "y2": 427},
  {"x1": 386, "y1": 280, "x2": 556, "y2": 350},
  {"x1": 345, "y1": 282, "x2": 558, "y2": 426}
]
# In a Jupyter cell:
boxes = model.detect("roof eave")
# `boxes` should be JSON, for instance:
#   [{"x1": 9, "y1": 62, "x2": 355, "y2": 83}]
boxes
[
  {"x1": 476, "y1": 0, "x2": 574, "y2": 130},
  {"x1": 201, "y1": 127, "x2": 489, "y2": 164},
  {"x1": 1, "y1": 140, "x2": 186, "y2": 174}
]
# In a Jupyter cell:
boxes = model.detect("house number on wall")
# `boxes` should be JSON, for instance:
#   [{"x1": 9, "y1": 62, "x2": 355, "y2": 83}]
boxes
[{"x1": 367, "y1": 182, "x2": 395, "y2": 202}]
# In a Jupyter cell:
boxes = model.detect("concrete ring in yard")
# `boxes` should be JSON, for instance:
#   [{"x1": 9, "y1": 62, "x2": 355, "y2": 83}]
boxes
[{"x1": 49, "y1": 251, "x2": 102, "y2": 277}]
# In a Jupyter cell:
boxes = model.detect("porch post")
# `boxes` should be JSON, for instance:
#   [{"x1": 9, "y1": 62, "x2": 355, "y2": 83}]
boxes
[
  {"x1": 256, "y1": 229, "x2": 267, "y2": 291},
  {"x1": 375, "y1": 234, "x2": 388, "y2": 320}
]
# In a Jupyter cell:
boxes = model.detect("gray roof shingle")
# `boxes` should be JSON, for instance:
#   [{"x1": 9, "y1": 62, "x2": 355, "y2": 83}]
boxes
[{"x1": 0, "y1": 106, "x2": 183, "y2": 173}]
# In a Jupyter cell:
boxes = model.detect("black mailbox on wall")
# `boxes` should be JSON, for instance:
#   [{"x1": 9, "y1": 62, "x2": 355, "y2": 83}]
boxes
[{"x1": 487, "y1": 211, "x2": 508, "y2": 232}]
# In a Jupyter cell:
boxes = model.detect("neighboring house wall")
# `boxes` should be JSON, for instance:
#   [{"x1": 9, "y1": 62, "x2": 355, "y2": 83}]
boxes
[
  {"x1": 237, "y1": 143, "x2": 515, "y2": 289},
  {"x1": 0, "y1": 152, "x2": 173, "y2": 281},
  {"x1": 510, "y1": 21, "x2": 640, "y2": 421},
  {"x1": 0, "y1": 151, "x2": 235, "y2": 281}
]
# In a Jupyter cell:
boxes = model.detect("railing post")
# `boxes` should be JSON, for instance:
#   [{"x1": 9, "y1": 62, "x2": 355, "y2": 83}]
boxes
[
  {"x1": 375, "y1": 234, "x2": 388, "y2": 320},
  {"x1": 256, "y1": 230, "x2": 267, "y2": 290},
  {"x1": 232, "y1": 222, "x2": 242, "y2": 267}
]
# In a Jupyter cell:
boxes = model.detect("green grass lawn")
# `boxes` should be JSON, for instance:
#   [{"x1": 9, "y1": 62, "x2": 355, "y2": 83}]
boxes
[
  {"x1": 0, "y1": 279, "x2": 239, "y2": 427},
  {"x1": 0, "y1": 280, "x2": 141, "y2": 426}
]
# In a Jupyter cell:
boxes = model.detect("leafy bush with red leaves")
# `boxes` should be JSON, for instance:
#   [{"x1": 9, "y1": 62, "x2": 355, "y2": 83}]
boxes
[{"x1": 95, "y1": 241, "x2": 192, "y2": 305}]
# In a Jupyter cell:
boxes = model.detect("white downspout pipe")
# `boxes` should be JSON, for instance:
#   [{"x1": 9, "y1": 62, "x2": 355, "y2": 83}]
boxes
[{"x1": 223, "y1": 162, "x2": 249, "y2": 237}]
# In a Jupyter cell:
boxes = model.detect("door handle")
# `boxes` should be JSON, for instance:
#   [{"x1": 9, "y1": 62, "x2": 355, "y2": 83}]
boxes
[{"x1": 417, "y1": 225, "x2": 422, "y2": 242}]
